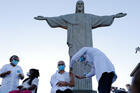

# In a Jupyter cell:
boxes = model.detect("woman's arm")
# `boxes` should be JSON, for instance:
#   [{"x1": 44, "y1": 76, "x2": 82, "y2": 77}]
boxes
[
  {"x1": 28, "y1": 85, "x2": 37, "y2": 90},
  {"x1": 0, "y1": 71, "x2": 11, "y2": 78}
]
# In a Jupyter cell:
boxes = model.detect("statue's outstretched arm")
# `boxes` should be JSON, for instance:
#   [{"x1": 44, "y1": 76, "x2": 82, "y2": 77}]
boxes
[
  {"x1": 113, "y1": 13, "x2": 127, "y2": 18},
  {"x1": 34, "y1": 16, "x2": 47, "y2": 20},
  {"x1": 34, "y1": 16, "x2": 67, "y2": 29}
]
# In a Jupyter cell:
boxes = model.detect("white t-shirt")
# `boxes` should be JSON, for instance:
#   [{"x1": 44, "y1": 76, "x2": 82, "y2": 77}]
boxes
[
  {"x1": 22, "y1": 78, "x2": 39, "y2": 93},
  {"x1": 0, "y1": 64, "x2": 24, "y2": 93},
  {"x1": 50, "y1": 71, "x2": 72, "y2": 93}
]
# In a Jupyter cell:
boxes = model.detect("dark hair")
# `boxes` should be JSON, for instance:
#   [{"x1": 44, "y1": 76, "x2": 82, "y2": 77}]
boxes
[
  {"x1": 22, "y1": 69, "x2": 39, "y2": 93},
  {"x1": 9, "y1": 55, "x2": 19, "y2": 62},
  {"x1": 28, "y1": 69, "x2": 40, "y2": 85},
  {"x1": 23, "y1": 69, "x2": 40, "y2": 85},
  {"x1": 30, "y1": 69, "x2": 40, "y2": 78}
]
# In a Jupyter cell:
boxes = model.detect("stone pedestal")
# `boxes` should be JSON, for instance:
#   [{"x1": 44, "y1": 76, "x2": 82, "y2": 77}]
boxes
[{"x1": 72, "y1": 61, "x2": 93, "y2": 90}]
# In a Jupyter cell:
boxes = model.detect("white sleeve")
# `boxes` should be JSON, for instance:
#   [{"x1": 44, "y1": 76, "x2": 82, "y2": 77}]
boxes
[
  {"x1": 86, "y1": 66, "x2": 95, "y2": 78},
  {"x1": 32, "y1": 78, "x2": 39, "y2": 86},
  {"x1": 50, "y1": 74, "x2": 59, "y2": 87},
  {"x1": 18, "y1": 66, "x2": 24, "y2": 77},
  {"x1": 70, "y1": 47, "x2": 88, "y2": 67},
  {"x1": 0, "y1": 64, "x2": 7, "y2": 74}
]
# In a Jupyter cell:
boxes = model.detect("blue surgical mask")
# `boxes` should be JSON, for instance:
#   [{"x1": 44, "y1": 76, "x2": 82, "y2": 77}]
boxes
[
  {"x1": 27, "y1": 72, "x2": 30, "y2": 76},
  {"x1": 58, "y1": 65, "x2": 65, "y2": 71},
  {"x1": 12, "y1": 60, "x2": 19, "y2": 66}
]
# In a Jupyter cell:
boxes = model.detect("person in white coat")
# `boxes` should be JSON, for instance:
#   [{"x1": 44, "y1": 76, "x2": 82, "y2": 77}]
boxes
[
  {"x1": 0, "y1": 55, "x2": 24, "y2": 93},
  {"x1": 69, "y1": 47, "x2": 117, "y2": 93},
  {"x1": 50, "y1": 61, "x2": 74, "y2": 93}
]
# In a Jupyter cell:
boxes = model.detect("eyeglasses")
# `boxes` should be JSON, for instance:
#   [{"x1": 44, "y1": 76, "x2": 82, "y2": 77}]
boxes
[
  {"x1": 13, "y1": 59, "x2": 19, "y2": 62},
  {"x1": 58, "y1": 64, "x2": 64, "y2": 66}
]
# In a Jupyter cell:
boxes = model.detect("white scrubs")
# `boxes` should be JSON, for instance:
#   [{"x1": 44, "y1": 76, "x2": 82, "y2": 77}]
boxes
[
  {"x1": 50, "y1": 71, "x2": 72, "y2": 93},
  {"x1": 0, "y1": 64, "x2": 24, "y2": 93},
  {"x1": 21, "y1": 78, "x2": 39, "y2": 93},
  {"x1": 70, "y1": 47, "x2": 117, "y2": 82}
]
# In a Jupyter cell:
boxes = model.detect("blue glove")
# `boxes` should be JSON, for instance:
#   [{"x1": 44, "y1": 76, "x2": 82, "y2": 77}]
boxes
[{"x1": 80, "y1": 56, "x2": 86, "y2": 62}]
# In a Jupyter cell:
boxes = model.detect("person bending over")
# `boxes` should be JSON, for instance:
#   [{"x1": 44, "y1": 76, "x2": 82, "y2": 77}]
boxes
[{"x1": 70, "y1": 47, "x2": 117, "y2": 93}]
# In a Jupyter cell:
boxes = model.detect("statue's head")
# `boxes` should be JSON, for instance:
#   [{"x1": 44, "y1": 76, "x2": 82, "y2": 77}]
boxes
[{"x1": 76, "y1": 0, "x2": 84, "y2": 13}]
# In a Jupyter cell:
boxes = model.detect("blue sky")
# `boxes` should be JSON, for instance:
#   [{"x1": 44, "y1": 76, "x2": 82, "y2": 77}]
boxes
[{"x1": 0, "y1": 0, "x2": 140, "y2": 92}]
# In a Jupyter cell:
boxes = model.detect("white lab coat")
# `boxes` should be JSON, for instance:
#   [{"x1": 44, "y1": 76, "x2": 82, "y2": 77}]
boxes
[
  {"x1": 50, "y1": 71, "x2": 72, "y2": 93},
  {"x1": 70, "y1": 47, "x2": 117, "y2": 82},
  {"x1": 0, "y1": 64, "x2": 24, "y2": 93}
]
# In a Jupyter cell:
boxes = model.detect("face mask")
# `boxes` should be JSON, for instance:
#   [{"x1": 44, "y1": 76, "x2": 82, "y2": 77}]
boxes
[
  {"x1": 12, "y1": 60, "x2": 19, "y2": 66},
  {"x1": 58, "y1": 65, "x2": 65, "y2": 71},
  {"x1": 27, "y1": 72, "x2": 30, "y2": 76}
]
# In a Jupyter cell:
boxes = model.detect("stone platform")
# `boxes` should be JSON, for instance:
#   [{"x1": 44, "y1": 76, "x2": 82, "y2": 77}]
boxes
[{"x1": 73, "y1": 90, "x2": 97, "y2": 93}]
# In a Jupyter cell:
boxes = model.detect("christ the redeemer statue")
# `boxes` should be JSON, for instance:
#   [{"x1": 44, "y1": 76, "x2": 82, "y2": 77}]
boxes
[
  {"x1": 34, "y1": 0, "x2": 126, "y2": 91},
  {"x1": 34, "y1": 1, "x2": 126, "y2": 57}
]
